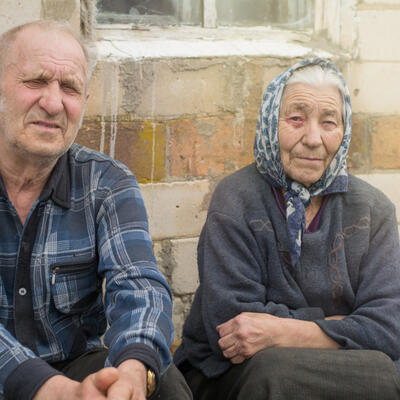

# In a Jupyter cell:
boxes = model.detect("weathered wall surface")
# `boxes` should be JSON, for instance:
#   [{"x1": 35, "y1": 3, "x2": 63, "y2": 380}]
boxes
[{"x1": 1, "y1": 0, "x2": 400, "y2": 342}]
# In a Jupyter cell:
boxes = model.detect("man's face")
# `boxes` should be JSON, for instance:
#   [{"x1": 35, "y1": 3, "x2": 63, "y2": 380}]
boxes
[
  {"x1": 278, "y1": 83, "x2": 344, "y2": 188},
  {"x1": 0, "y1": 26, "x2": 88, "y2": 163}
]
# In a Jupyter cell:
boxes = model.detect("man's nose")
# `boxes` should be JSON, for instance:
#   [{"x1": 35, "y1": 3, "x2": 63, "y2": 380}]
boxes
[
  {"x1": 302, "y1": 119, "x2": 323, "y2": 147},
  {"x1": 38, "y1": 82, "x2": 64, "y2": 115}
]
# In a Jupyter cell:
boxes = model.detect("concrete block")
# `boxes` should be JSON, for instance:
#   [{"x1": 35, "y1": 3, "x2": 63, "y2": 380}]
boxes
[
  {"x1": 370, "y1": 116, "x2": 400, "y2": 169},
  {"x1": 172, "y1": 296, "x2": 193, "y2": 340},
  {"x1": 243, "y1": 62, "x2": 288, "y2": 115},
  {"x1": 41, "y1": 0, "x2": 80, "y2": 31},
  {"x1": 170, "y1": 238, "x2": 199, "y2": 295},
  {"x1": 86, "y1": 62, "x2": 123, "y2": 118},
  {"x1": 0, "y1": 1, "x2": 41, "y2": 33},
  {"x1": 141, "y1": 180, "x2": 210, "y2": 240},
  {"x1": 357, "y1": 10, "x2": 400, "y2": 61},
  {"x1": 360, "y1": 1, "x2": 400, "y2": 5},
  {"x1": 356, "y1": 173, "x2": 400, "y2": 223},
  {"x1": 350, "y1": 62, "x2": 400, "y2": 114},
  {"x1": 121, "y1": 59, "x2": 244, "y2": 118}
]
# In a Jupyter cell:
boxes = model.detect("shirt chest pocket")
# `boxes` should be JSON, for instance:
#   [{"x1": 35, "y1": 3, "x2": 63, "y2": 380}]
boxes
[{"x1": 50, "y1": 258, "x2": 101, "y2": 315}]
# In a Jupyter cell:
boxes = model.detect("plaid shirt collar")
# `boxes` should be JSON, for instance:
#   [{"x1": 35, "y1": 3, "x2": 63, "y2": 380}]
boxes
[{"x1": 0, "y1": 151, "x2": 71, "y2": 209}]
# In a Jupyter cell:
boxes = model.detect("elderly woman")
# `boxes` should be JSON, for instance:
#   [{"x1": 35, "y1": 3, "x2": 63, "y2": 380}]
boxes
[{"x1": 174, "y1": 58, "x2": 400, "y2": 399}]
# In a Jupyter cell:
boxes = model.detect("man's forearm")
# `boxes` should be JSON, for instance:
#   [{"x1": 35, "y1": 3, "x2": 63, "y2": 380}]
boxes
[{"x1": 33, "y1": 375, "x2": 79, "y2": 400}]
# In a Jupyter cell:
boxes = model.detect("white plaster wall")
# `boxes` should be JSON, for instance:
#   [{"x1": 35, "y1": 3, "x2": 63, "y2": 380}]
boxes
[{"x1": 0, "y1": 0, "x2": 41, "y2": 34}]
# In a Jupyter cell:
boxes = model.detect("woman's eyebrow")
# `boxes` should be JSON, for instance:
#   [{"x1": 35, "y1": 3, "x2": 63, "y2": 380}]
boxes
[{"x1": 283, "y1": 102, "x2": 310, "y2": 114}]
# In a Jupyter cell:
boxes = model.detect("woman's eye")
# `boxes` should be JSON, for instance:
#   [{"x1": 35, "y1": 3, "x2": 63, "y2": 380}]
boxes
[{"x1": 287, "y1": 116, "x2": 304, "y2": 125}]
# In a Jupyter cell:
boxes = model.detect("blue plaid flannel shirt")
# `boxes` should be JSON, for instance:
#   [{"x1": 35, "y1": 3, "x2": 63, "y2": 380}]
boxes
[{"x1": 0, "y1": 144, "x2": 173, "y2": 400}]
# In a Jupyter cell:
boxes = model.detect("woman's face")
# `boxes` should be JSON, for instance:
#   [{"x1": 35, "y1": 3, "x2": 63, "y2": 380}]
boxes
[{"x1": 278, "y1": 82, "x2": 344, "y2": 188}]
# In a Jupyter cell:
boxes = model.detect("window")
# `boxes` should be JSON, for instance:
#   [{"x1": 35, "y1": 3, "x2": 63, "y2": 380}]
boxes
[
  {"x1": 96, "y1": 0, "x2": 313, "y2": 30},
  {"x1": 96, "y1": 0, "x2": 202, "y2": 26}
]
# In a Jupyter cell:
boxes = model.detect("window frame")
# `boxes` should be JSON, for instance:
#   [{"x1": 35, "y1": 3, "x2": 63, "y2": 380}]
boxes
[{"x1": 94, "y1": 0, "x2": 313, "y2": 30}]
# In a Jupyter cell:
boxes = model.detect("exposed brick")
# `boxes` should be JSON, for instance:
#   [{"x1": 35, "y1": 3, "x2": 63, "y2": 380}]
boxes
[
  {"x1": 169, "y1": 115, "x2": 255, "y2": 178},
  {"x1": 348, "y1": 115, "x2": 370, "y2": 171},
  {"x1": 77, "y1": 118, "x2": 166, "y2": 183},
  {"x1": 370, "y1": 116, "x2": 400, "y2": 169},
  {"x1": 76, "y1": 118, "x2": 103, "y2": 151}
]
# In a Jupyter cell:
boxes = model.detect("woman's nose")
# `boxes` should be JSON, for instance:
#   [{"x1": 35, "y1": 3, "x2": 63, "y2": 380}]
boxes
[{"x1": 302, "y1": 119, "x2": 323, "y2": 147}]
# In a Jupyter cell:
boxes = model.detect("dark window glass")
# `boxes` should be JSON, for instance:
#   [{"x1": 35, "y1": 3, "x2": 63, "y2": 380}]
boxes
[
  {"x1": 96, "y1": 0, "x2": 313, "y2": 30},
  {"x1": 96, "y1": 0, "x2": 202, "y2": 26},
  {"x1": 216, "y1": 0, "x2": 313, "y2": 29}
]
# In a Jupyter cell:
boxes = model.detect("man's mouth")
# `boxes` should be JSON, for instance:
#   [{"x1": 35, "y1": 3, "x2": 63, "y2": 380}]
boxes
[{"x1": 31, "y1": 120, "x2": 62, "y2": 130}]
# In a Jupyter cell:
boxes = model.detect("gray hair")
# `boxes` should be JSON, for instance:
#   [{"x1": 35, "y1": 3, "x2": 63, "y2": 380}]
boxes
[
  {"x1": 283, "y1": 64, "x2": 346, "y2": 122},
  {"x1": 0, "y1": 20, "x2": 96, "y2": 87}
]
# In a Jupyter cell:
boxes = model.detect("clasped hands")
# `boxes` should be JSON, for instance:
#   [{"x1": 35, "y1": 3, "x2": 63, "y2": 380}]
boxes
[
  {"x1": 33, "y1": 359, "x2": 148, "y2": 400},
  {"x1": 217, "y1": 312, "x2": 343, "y2": 364}
]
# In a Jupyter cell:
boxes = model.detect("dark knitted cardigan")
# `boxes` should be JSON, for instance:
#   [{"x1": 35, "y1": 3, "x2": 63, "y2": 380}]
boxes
[{"x1": 174, "y1": 163, "x2": 400, "y2": 377}]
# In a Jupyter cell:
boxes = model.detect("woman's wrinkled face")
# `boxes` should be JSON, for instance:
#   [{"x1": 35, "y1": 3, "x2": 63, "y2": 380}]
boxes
[{"x1": 278, "y1": 83, "x2": 344, "y2": 188}]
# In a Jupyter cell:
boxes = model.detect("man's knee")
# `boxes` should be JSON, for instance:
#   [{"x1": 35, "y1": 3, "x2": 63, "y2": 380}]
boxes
[{"x1": 157, "y1": 363, "x2": 193, "y2": 400}]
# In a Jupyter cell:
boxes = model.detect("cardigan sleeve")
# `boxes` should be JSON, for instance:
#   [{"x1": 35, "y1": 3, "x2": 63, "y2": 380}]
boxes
[
  {"x1": 197, "y1": 210, "x2": 325, "y2": 361},
  {"x1": 315, "y1": 202, "x2": 400, "y2": 361}
]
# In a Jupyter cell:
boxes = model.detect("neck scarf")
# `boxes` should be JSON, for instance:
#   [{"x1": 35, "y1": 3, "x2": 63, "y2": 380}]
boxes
[{"x1": 254, "y1": 58, "x2": 352, "y2": 266}]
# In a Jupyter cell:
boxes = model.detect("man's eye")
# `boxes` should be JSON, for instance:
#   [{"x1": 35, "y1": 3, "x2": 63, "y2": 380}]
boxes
[
  {"x1": 61, "y1": 84, "x2": 80, "y2": 94},
  {"x1": 24, "y1": 79, "x2": 46, "y2": 87}
]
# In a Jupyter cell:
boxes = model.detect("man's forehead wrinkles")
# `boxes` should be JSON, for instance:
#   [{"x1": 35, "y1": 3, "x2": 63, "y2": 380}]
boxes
[{"x1": 20, "y1": 64, "x2": 85, "y2": 85}]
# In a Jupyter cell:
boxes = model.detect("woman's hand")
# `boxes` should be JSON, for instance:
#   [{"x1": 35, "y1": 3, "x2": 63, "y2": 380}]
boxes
[{"x1": 217, "y1": 312, "x2": 341, "y2": 364}]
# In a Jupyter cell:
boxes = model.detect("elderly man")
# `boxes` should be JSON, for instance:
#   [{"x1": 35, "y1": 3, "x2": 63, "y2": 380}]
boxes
[
  {"x1": 175, "y1": 59, "x2": 400, "y2": 399},
  {"x1": 0, "y1": 21, "x2": 191, "y2": 400}
]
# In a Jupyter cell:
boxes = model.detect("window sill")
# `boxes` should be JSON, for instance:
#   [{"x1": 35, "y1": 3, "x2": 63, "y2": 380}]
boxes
[{"x1": 95, "y1": 25, "x2": 338, "y2": 61}]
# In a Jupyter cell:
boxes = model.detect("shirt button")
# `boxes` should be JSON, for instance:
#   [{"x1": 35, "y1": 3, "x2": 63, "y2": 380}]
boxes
[{"x1": 18, "y1": 287, "x2": 27, "y2": 296}]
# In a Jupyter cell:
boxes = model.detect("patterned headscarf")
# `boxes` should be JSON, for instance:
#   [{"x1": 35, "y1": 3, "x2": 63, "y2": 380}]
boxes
[{"x1": 254, "y1": 58, "x2": 352, "y2": 266}]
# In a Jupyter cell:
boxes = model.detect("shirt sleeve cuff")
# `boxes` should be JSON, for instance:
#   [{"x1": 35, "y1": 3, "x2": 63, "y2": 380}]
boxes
[
  {"x1": 112, "y1": 343, "x2": 162, "y2": 396},
  {"x1": 4, "y1": 358, "x2": 63, "y2": 400}
]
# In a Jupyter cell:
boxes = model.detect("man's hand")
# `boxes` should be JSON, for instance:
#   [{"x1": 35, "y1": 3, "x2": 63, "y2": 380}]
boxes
[
  {"x1": 217, "y1": 312, "x2": 340, "y2": 364},
  {"x1": 33, "y1": 367, "x2": 119, "y2": 400},
  {"x1": 106, "y1": 359, "x2": 147, "y2": 400}
]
